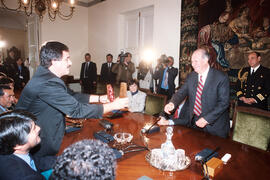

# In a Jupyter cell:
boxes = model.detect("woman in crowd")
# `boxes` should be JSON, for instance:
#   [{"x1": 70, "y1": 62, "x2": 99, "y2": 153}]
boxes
[{"x1": 127, "y1": 79, "x2": 146, "y2": 113}]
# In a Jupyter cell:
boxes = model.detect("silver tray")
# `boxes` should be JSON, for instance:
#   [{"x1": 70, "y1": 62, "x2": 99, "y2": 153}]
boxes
[{"x1": 145, "y1": 152, "x2": 191, "y2": 171}]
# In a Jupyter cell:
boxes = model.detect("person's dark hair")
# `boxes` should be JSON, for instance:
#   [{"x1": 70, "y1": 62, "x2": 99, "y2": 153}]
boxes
[
  {"x1": 0, "y1": 85, "x2": 11, "y2": 96},
  {"x1": 0, "y1": 110, "x2": 36, "y2": 155},
  {"x1": 16, "y1": 57, "x2": 26, "y2": 67},
  {"x1": 40, "y1": 41, "x2": 69, "y2": 68},
  {"x1": 16, "y1": 57, "x2": 22, "y2": 62},
  {"x1": 128, "y1": 79, "x2": 139, "y2": 88},
  {"x1": 106, "y1": 54, "x2": 113, "y2": 58},
  {"x1": 250, "y1": 51, "x2": 261, "y2": 58},
  {"x1": 167, "y1": 56, "x2": 174, "y2": 63},
  {"x1": 125, "y1": 52, "x2": 132, "y2": 58},
  {"x1": 0, "y1": 77, "x2": 14, "y2": 87},
  {"x1": 85, "y1": 53, "x2": 91, "y2": 58},
  {"x1": 50, "y1": 139, "x2": 116, "y2": 180}
]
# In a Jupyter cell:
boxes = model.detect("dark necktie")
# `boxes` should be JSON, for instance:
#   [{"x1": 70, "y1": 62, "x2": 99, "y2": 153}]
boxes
[
  {"x1": 84, "y1": 62, "x2": 89, "y2": 78},
  {"x1": 251, "y1": 69, "x2": 255, "y2": 75},
  {"x1": 193, "y1": 75, "x2": 204, "y2": 116}
]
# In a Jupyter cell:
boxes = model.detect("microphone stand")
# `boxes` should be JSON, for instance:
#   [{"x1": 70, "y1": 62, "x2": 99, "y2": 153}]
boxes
[
  {"x1": 140, "y1": 117, "x2": 161, "y2": 151},
  {"x1": 145, "y1": 118, "x2": 160, "y2": 134}
]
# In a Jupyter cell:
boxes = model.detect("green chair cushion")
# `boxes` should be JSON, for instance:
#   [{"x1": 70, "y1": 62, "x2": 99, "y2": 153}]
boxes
[
  {"x1": 232, "y1": 111, "x2": 270, "y2": 150},
  {"x1": 144, "y1": 94, "x2": 166, "y2": 116}
]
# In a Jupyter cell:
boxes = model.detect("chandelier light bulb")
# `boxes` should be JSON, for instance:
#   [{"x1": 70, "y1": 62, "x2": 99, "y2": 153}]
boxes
[
  {"x1": 52, "y1": 1, "x2": 58, "y2": 10},
  {"x1": 22, "y1": 0, "x2": 29, "y2": 5},
  {"x1": 70, "y1": 0, "x2": 75, "y2": 7},
  {"x1": 1, "y1": 0, "x2": 75, "y2": 21}
]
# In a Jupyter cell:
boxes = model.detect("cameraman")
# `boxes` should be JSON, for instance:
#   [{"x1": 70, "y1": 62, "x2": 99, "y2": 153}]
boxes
[
  {"x1": 153, "y1": 56, "x2": 178, "y2": 100},
  {"x1": 112, "y1": 52, "x2": 135, "y2": 84}
]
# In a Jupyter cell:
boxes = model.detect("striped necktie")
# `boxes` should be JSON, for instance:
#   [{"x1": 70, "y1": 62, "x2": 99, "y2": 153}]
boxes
[
  {"x1": 174, "y1": 106, "x2": 180, "y2": 119},
  {"x1": 193, "y1": 75, "x2": 204, "y2": 116}
]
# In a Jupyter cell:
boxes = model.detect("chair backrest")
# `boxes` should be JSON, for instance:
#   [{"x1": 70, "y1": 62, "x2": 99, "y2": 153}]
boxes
[
  {"x1": 144, "y1": 92, "x2": 167, "y2": 116},
  {"x1": 232, "y1": 106, "x2": 270, "y2": 151},
  {"x1": 95, "y1": 82, "x2": 107, "y2": 95}
]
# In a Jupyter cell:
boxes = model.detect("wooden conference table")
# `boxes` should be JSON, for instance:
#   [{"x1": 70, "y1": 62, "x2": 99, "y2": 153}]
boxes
[{"x1": 60, "y1": 112, "x2": 270, "y2": 180}]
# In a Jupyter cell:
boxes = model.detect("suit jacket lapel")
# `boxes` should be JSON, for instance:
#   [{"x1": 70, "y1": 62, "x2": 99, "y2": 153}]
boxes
[
  {"x1": 254, "y1": 65, "x2": 262, "y2": 77},
  {"x1": 202, "y1": 68, "x2": 213, "y2": 95},
  {"x1": 248, "y1": 67, "x2": 252, "y2": 77},
  {"x1": 190, "y1": 73, "x2": 198, "y2": 109}
]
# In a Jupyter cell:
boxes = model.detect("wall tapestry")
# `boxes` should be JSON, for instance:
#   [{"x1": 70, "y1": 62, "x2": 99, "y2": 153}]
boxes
[{"x1": 179, "y1": 0, "x2": 270, "y2": 85}]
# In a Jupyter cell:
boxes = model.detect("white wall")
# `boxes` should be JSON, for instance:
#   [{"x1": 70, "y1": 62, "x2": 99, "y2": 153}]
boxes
[
  {"x1": 153, "y1": 0, "x2": 181, "y2": 82},
  {"x1": 40, "y1": 4, "x2": 89, "y2": 78},
  {"x1": 88, "y1": 0, "x2": 153, "y2": 74},
  {"x1": 88, "y1": 0, "x2": 181, "y2": 84},
  {"x1": 40, "y1": 0, "x2": 181, "y2": 81}
]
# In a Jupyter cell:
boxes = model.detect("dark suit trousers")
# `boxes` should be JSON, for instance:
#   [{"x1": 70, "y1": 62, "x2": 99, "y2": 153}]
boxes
[
  {"x1": 159, "y1": 88, "x2": 173, "y2": 101},
  {"x1": 81, "y1": 79, "x2": 96, "y2": 94}
]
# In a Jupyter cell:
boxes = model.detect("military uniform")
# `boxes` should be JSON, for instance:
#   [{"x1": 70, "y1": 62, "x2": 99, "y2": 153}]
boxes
[{"x1": 236, "y1": 65, "x2": 270, "y2": 110}]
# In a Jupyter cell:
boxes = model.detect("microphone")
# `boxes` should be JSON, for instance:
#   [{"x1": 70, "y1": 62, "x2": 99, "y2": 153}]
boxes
[
  {"x1": 141, "y1": 118, "x2": 160, "y2": 134},
  {"x1": 195, "y1": 147, "x2": 220, "y2": 163},
  {"x1": 99, "y1": 119, "x2": 113, "y2": 130}
]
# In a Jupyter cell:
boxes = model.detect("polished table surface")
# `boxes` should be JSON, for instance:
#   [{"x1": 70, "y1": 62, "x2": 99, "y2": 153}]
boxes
[{"x1": 60, "y1": 112, "x2": 270, "y2": 180}]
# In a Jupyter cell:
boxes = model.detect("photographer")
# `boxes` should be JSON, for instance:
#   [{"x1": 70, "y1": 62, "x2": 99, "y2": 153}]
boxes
[
  {"x1": 112, "y1": 52, "x2": 135, "y2": 84},
  {"x1": 153, "y1": 56, "x2": 178, "y2": 100}
]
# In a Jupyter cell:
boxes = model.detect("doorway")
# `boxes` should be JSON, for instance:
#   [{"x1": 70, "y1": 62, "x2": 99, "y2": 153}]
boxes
[
  {"x1": 0, "y1": 9, "x2": 39, "y2": 78},
  {"x1": 121, "y1": 6, "x2": 154, "y2": 78}
]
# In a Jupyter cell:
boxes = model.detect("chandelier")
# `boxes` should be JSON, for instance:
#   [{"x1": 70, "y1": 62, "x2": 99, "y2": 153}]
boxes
[{"x1": 0, "y1": 0, "x2": 75, "y2": 21}]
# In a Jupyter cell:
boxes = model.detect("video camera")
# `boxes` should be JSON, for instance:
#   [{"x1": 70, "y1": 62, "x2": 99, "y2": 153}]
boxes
[{"x1": 119, "y1": 50, "x2": 127, "y2": 64}]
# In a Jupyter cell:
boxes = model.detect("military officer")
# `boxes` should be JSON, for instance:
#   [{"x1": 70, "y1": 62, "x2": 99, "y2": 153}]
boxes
[{"x1": 236, "y1": 52, "x2": 270, "y2": 110}]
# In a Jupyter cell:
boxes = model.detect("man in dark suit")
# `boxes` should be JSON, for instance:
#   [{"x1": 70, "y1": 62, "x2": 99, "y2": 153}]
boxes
[
  {"x1": 12, "y1": 57, "x2": 30, "y2": 90},
  {"x1": 100, "y1": 54, "x2": 116, "y2": 84},
  {"x1": 15, "y1": 41, "x2": 128, "y2": 159},
  {"x1": 236, "y1": 52, "x2": 270, "y2": 111},
  {"x1": 80, "y1": 53, "x2": 97, "y2": 94},
  {"x1": 158, "y1": 48, "x2": 230, "y2": 138},
  {"x1": 0, "y1": 110, "x2": 51, "y2": 180},
  {"x1": 153, "y1": 56, "x2": 178, "y2": 100}
]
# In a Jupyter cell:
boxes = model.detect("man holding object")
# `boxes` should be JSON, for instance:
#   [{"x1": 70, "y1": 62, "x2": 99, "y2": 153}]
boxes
[{"x1": 16, "y1": 41, "x2": 128, "y2": 160}]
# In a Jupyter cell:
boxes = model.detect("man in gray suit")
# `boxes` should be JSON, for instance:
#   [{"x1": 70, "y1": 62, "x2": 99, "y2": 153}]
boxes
[{"x1": 158, "y1": 48, "x2": 230, "y2": 138}]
